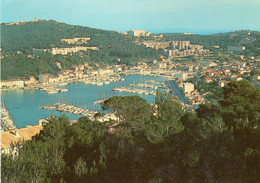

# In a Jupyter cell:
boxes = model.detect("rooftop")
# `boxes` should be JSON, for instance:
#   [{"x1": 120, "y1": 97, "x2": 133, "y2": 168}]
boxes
[{"x1": 1, "y1": 125, "x2": 43, "y2": 149}]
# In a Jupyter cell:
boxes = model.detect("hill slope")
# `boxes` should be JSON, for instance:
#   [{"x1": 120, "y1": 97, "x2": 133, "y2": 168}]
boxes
[
  {"x1": 162, "y1": 30, "x2": 260, "y2": 55},
  {"x1": 1, "y1": 20, "x2": 163, "y2": 79},
  {"x1": 1, "y1": 19, "x2": 162, "y2": 60}
]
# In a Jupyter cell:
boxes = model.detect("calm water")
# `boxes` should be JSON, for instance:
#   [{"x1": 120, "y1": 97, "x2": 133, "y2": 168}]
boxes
[{"x1": 2, "y1": 75, "x2": 167, "y2": 128}]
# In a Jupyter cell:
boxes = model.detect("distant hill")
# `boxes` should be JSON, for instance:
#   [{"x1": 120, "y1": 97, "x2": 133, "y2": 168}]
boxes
[
  {"x1": 162, "y1": 30, "x2": 260, "y2": 55},
  {"x1": 1, "y1": 20, "x2": 163, "y2": 79},
  {"x1": 1, "y1": 19, "x2": 162, "y2": 61}
]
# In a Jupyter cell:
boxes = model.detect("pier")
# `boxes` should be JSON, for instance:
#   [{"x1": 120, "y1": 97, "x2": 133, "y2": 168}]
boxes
[
  {"x1": 39, "y1": 103, "x2": 98, "y2": 117},
  {"x1": 129, "y1": 83, "x2": 166, "y2": 89},
  {"x1": 1, "y1": 101, "x2": 17, "y2": 132},
  {"x1": 112, "y1": 87, "x2": 156, "y2": 95}
]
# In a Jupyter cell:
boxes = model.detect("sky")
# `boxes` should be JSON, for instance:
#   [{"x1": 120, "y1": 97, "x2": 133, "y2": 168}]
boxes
[{"x1": 1, "y1": 0, "x2": 260, "y2": 34}]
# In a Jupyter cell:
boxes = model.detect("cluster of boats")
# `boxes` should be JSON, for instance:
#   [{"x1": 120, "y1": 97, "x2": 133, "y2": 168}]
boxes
[
  {"x1": 129, "y1": 83, "x2": 166, "y2": 89},
  {"x1": 39, "y1": 87, "x2": 69, "y2": 94},
  {"x1": 0, "y1": 106, "x2": 16, "y2": 132},
  {"x1": 79, "y1": 77, "x2": 125, "y2": 86},
  {"x1": 112, "y1": 87, "x2": 157, "y2": 95},
  {"x1": 39, "y1": 103, "x2": 98, "y2": 117}
]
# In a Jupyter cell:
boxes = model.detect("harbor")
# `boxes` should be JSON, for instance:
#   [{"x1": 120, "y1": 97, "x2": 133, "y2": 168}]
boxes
[{"x1": 1, "y1": 75, "x2": 167, "y2": 128}]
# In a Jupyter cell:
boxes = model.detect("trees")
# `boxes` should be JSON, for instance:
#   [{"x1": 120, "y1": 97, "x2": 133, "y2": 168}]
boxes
[{"x1": 102, "y1": 96, "x2": 153, "y2": 122}]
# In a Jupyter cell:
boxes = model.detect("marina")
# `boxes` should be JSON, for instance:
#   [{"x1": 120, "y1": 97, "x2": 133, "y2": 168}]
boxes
[{"x1": 1, "y1": 75, "x2": 168, "y2": 128}]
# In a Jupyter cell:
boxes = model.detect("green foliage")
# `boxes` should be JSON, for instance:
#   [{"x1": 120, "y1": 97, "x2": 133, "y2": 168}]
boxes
[
  {"x1": 1, "y1": 20, "x2": 162, "y2": 79},
  {"x1": 102, "y1": 95, "x2": 153, "y2": 122}
]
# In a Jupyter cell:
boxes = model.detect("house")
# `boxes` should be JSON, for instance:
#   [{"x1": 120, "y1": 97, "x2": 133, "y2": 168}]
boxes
[
  {"x1": 219, "y1": 80, "x2": 231, "y2": 87},
  {"x1": 252, "y1": 74, "x2": 260, "y2": 81},
  {"x1": 1, "y1": 79, "x2": 25, "y2": 88},
  {"x1": 24, "y1": 76, "x2": 36, "y2": 86},
  {"x1": 114, "y1": 66, "x2": 122, "y2": 73},
  {"x1": 72, "y1": 66, "x2": 79, "y2": 72},
  {"x1": 77, "y1": 71, "x2": 84, "y2": 78},
  {"x1": 39, "y1": 74, "x2": 49, "y2": 84},
  {"x1": 183, "y1": 82, "x2": 194, "y2": 94},
  {"x1": 63, "y1": 70, "x2": 74, "y2": 75},
  {"x1": 49, "y1": 77, "x2": 60, "y2": 84},
  {"x1": 1, "y1": 125, "x2": 43, "y2": 156},
  {"x1": 54, "y1": 62, "x2": 62, "y2": 69},
  {"x1": 98, "y1": 68, "x2": 114, "y2": 76},
  {"x1": 78, "y1": 64, "x2": 85, "y2": 71},
  {"x1": 205, "y1": 78, "x2": 213, "y2": 83}
]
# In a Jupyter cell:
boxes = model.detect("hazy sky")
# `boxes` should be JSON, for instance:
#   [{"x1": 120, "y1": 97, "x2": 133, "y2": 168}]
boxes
[{"x1": 1, "y1": 0, "x2": 259, "y2": 34}]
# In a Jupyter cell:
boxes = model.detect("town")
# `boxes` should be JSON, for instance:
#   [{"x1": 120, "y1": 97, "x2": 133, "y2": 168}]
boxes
[{"x1": 1, "y1": 25, "x2": 260, "y2": 158}]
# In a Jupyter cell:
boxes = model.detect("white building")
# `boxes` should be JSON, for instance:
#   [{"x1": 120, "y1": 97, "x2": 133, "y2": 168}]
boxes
[{"x1": 183, "y1": 83, "x2": 194, "y2": 94}]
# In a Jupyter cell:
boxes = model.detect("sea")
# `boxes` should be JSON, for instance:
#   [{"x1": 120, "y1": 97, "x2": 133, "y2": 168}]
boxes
[{"x1": 2, "y1": 75, "x2": 169, "y2": 128}]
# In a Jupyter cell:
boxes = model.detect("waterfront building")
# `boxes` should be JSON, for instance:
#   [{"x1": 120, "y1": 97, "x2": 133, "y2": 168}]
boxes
[
  {"x1": 24, "y1": 76, "x2": 36, "y2": 86},
  {"x1": 98, "y1": 68, "x2": 114, "y2": 76},
  {"x1": 1, "y1": 79, "x2": 25, "y2": 88},
  {"x1": 39, "y1": 74, "x2": 49, "y2": 84}
]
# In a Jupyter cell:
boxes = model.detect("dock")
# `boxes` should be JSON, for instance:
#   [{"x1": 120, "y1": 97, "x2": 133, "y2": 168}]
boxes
[
  {"x1": 39, "y1": 103, "x2": 98, "y2": 117},
  {"x1": 112, "y1": 87, "x2": 156, "y2": 95}
]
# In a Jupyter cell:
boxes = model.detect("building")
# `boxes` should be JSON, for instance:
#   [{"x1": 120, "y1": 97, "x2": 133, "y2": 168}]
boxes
[
  {"x1": 1, "y1": 125, "x2": 43, "y2": 156},
  {"x1": 219, "y1": 80, "x2": 231, "y2": 87},
  {"x1": 128, "y1": 30, "x2": 150, "y2": 37},
  {"x1": 143, "y1": 41, "x2": 171, "y2": 50},
  {"x1": 61, "y1": 37, "x2": 90, "y2": 44},
  {"x1": 205, "y1": 78, "x2": 213, "y2": 83},
  {"x1": 227, "y1": 46, "x2": 246, "y2": 52},
  {"x1": 49, "y1": 77, "x2": 60, "y2": 84},
  {"x1": 200, "y1": 62, "x2": 218, "y2": 67},
  {"x1": 53, "y1": 62, "x2": 62, "y2": 69},
  {"x1": 98, "y1": 68, "x2": 114, "y2": 76},
  {"x1": 39, "y1": 74, "x2": 49, "y2": 84},
  {"x1": 51, "y1": 46, "x2": 98, "y2": 55},
  {"x1": 157, "y1": 61, "x2": 167, "y2": 69},
  {"x1": 24, "y1": 76, "x2": 36, "y2": 86},
  {"x1": 1, "y1": 79, "x2": 24, "y2": 88},
  {"x1": 183, "y1": 83, "x2": 194, "y2": 94}
]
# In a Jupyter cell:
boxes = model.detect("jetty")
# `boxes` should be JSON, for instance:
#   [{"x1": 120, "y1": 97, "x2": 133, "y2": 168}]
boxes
[
  {"x1": 1, "y1": 101, "x2": 17, "y2": 132},
  {"x1": 129, "y1": 83, "x2": 166, "y2": 89},
  {"x1": 39, "y1": 103, "x2": 98, "y2": 117},
  {"x1": 112, "y1": 87, "x2": 156, "y2": 95}
]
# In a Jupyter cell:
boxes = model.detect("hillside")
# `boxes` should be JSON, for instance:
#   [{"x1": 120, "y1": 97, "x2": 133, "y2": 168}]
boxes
[
  {"x1": 1, "y1": 20, "x2": 163, "y2": 79},
  {"x1": 162, "y1": 30, "x2": 260, "y2": 55},
  {"x1": 1, "y1": 19, "x2": 162, "y2": 60}
]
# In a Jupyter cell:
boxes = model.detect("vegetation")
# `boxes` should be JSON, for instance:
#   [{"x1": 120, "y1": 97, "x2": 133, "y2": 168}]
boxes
[{"x1": 2, "y1": 80, "x2": 260, "y2": 182}]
